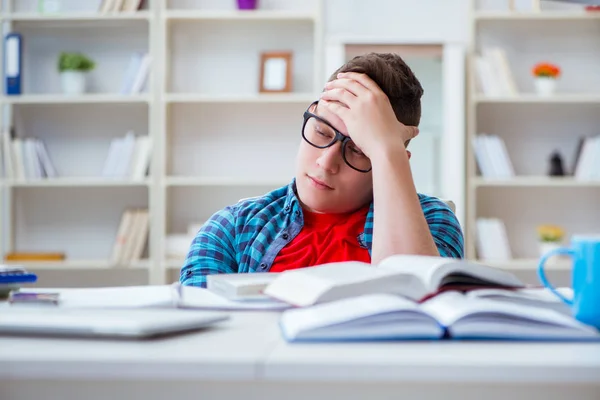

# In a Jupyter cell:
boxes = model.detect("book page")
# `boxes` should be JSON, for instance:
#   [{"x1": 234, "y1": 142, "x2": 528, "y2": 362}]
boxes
[
  {"x1": 377, "y1": 255, "x2": 454, "y2": 292},
  {"x1": 263, "y1": 261, "x2": 416, "y2": 306},
  {"x1": 420, "y1": 291, "x2": 589, "y2": 331},
  {"x1": 279, "y1": 294, "x2": 426, "y2": 339}
]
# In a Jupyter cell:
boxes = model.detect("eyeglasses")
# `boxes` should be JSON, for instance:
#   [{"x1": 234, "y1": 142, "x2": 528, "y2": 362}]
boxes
[{"x1": 301, "y1": 101, "x2": 372, "y2": 173}]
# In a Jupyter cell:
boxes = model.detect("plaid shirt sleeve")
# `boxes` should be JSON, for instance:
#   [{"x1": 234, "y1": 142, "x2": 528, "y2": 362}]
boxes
[
  {"x1": 421, "y1": 196, "x2": 464, "y2": 259},
  {"x1": 180, "y1": 206, "x2": 239, "y2": 288}
]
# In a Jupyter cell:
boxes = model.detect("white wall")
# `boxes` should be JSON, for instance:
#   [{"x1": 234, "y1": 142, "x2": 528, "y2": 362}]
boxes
[{"x1": 325, "y1": 0, "x2": 470, "y2": 43}]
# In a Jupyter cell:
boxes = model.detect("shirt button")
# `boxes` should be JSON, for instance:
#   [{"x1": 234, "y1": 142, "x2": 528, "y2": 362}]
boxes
[
  {"x1": 282, "y1": 232, "x2": 289, "y2": 240},
  {"x1": 260, "y1": 263, "x2": 267, "y2": 269},
  {"x1": 186, "y1": 270, "x2": 192, "y2": 276},
  {"x1": 284, "y1": 205, "x2": 291, "y2": 212}
]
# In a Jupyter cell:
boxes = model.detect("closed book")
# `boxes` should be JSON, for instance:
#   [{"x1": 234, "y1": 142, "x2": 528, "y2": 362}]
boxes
[
  {"x1": 5, "y1": 252, "x2": 65, "y2": 261},
  {"x1": 207, "y1": 273, "x2": 279, "y2": 300}
]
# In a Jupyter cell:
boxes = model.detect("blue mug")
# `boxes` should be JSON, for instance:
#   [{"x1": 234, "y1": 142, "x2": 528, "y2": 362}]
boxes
[{"x1": 538, "y1": 234, "x2": 600, "y2": 330}]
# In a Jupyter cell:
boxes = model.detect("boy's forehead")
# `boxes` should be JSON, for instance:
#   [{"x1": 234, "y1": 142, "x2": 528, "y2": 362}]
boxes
[{"x1": 313, "y1": 101, "x2": 348, "y2": 135}]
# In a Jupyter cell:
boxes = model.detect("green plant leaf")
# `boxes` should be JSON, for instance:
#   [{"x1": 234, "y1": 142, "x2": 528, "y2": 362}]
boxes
[{"x1": 58, "y1": 52, "x2": 96, "y2": 72}]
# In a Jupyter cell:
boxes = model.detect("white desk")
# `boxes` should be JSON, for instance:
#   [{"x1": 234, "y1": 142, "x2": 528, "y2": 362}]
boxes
[{"x1": 1, "y1": 310, "x2": 600, "y2": 400}]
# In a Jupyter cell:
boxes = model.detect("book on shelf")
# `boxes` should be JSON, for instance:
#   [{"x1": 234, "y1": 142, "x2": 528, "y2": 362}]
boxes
[
  {"x1": 573, "y1": 135, "x2": 600, "y2": 180},
  {"x1": 278, "y1": 291, "x2": 599, "y2": 342},
  {"x1": 473, "y1": 134, "x2": 514, "y2": 179},
  {"x1": 4, "y1": 252, "x2": 65, "y2": 262},
  {"x1": 476, "y1": 217, "x2": 512, "y2": 262},
  {"x1": 110, "y1": 208, "x2": 149, "y2": 266},
  {"x1": 0, "y1": 131, "x2": 58, "y2": 181},
  {"x1": 474, "y1": 47, "x2": 518, "y2": 97},
  {"x1": 120, "y1": 52, "x2": 151, "y2": 95},
  {"x1": 263, "y1": 255, "x2": 525, "y2": 307},
  {"x1": 102, "y1": 131, "x2": 152, "y2": 180},
  {"x1": 99, "y1": 0, "x2": 143, "y2": 13}
]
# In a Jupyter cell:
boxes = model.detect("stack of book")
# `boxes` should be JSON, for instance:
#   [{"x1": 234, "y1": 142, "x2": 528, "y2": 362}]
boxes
[
  {"x1": 475, "y1": 218, "x2": 513, "y2": 261},
  {"x1": 120, "y1": 52, "x2": 151, "y2": 95},
  {"x1": 99, "y1": 0, "x2": 143, "y2": 13},
  {"x1": 204, "y1": 255, "x2": 599, "y2": 342},
  {"x1": 474, "y1": 47, "x2": 518, "y2": 97},
  {"x1": 102, "y1": 131, "x2": 152, "y2": 180},
  {"x1": 573, "y1": 135, "x2": 600, "y2": 180},
  {"x1": 0, "y1": 131, "x2": 57, "y2": 180},
  {"x1": 473, "y1": 134, "x2": 514, "y2": 179},
  {"x1": 110, "y1": 208, "x2": 150, "y2": 266}
]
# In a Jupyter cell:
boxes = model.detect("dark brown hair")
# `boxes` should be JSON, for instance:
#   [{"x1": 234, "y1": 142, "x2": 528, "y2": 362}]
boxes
[{"x1": 328, "y1": 52, "x2": 424, "y2": 130}]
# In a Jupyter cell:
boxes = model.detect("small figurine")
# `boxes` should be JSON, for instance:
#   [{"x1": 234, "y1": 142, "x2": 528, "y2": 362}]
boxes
[{"x1": 548, "y1": 151, "x2": 565, "y2": 176}]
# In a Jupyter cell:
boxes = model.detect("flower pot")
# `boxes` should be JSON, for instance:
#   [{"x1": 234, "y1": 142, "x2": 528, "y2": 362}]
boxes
[
  {"x1": 237, "y1": 0, "x2": 258, "y2": 10},
  {"x1": 60, "y1": 71, "x2": 86, "y2": 95},
  {"x1": 538, "y1": 241, "x2": 563, "y2": 266},
  {"x1": 534, "y1": 77, "x2": 556, "y2": 96}
]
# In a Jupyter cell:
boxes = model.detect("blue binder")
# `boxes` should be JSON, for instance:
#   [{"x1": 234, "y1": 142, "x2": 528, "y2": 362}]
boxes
[{"x1": 4, "y1": 33, "x2": 22, "y2": 95}]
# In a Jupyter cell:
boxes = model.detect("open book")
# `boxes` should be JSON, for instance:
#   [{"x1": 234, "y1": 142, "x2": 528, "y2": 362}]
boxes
[
  {"x1": 263, "y1": 255, "x2": 524, "y2": 307},
  {"x1": 279, "y1": 292, "x2": 600, "y2": 342}
]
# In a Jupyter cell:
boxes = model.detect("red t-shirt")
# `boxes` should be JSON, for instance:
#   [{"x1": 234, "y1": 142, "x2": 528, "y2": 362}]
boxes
[{"x1": 270, "y1": 206, "x2": 371, "y2": 272}]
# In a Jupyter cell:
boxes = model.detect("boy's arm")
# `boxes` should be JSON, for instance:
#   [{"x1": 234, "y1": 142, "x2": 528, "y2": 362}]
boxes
[
  {"x1": 369, "y1": 146, "x2": 442, "y2": 263},
  {"x1": 180, "y1": 207, "x2": 238, "y2": 288}
]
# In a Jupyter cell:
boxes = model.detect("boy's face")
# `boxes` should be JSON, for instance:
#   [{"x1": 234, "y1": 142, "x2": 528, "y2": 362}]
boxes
[{"x1": 295, "y1": 101, "x2": 373, "y2": 214}]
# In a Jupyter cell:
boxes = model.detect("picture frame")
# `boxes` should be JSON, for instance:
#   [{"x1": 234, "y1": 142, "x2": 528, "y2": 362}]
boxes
[{"x1": 259, "y1": 51, "x2": 293, "y2": 93}]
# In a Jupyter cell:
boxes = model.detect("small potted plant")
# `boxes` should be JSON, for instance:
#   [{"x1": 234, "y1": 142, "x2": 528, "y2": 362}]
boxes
[
  {"x1": 532, "y1": 62, "x2": 560, "y2": 96},
  {"x1": 536, "y1": 224, "x2": 565, "y2": 258},
  {"x1": 58, "y1": 52, "x2": 95, "y2": 95}
]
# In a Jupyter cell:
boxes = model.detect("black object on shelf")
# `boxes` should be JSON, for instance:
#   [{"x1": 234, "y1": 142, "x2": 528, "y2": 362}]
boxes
[{"x1": 548, "y1": 151, "x2": 565, "y2": 176}]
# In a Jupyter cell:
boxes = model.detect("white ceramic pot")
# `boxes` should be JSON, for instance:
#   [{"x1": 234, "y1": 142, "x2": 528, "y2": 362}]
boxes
[
  {"x1": 60, "y1": 71, "x2": 86, "y2": 95},
  {"x1": 534, "y1": 77, "x2": 556, "y2": 96},
  {"x1": 539, "y1": 241, "x2": 561, "y2": 257},
  {"x1": 539, "y1": 241, "x2": 563, "y2": 266}
]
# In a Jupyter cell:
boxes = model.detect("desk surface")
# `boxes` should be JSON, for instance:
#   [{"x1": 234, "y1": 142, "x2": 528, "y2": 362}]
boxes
[{"x1": 2, "y1": 310, "x2": 600, "y2": 385}]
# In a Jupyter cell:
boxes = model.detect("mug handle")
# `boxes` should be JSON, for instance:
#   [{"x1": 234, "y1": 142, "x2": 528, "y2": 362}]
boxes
[{"x1": 537, "y1": 247, "x2": 574, "y2": 306}]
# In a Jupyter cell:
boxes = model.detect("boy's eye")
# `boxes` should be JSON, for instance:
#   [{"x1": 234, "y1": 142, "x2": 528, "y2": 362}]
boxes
[{"x1": 347, "y1": 144, "x2": 366, "y2": 157}]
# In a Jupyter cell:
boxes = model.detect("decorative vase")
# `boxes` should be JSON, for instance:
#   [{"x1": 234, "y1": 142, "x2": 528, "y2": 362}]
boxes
[
  {"x1": 534, "y1": 77, "x2": 556, "y2": 96},
  {"x1": 60, "y1": 71, "x2": 86, "y2": 95},
  {"x1": 237, "y1": 0, "x2": 258, "y2": 10}
]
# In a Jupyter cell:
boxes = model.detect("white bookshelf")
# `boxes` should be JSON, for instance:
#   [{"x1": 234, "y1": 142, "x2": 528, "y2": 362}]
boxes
[
  {"x1": 1, "y1": 11, "x2": 152, "y2": 21},
  {"x1": 0, "y1": 0, "x2": 324, "y2": 286},
  {"x1": 467, "y1": 0, "x2": 600, "y2": 272},
  {"x1": 0, "y1": 0, "x2": 158, "y2": 282}
]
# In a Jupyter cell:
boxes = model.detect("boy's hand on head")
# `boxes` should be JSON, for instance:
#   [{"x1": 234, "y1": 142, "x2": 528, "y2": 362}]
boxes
[{"x1": 319, "y1": 72, "x2": 418, "y2": 158}]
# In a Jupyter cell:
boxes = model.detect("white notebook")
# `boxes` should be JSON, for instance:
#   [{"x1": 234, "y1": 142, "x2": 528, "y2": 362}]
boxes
[
  {"x1": 264, "y1": 255, "x2": 524, "y2": 307},
  {"x1": 279, "y1": 292, "x2": 600, "y2": 342}
]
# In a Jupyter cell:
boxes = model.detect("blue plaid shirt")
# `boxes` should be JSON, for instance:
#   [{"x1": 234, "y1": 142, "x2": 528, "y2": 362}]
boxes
[{"x1": 180, "y1": 180, "x2": 464, "y2": 287}]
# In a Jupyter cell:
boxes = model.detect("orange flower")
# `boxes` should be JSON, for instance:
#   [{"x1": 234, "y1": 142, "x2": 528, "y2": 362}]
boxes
[{"x1": 532, "y1": 63, "x2": 560, "y2": 78}]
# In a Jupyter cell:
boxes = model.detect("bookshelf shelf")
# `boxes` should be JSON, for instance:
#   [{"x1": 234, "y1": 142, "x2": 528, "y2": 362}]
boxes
[
  {"x1": 475, "y1": 11, "x2": 600, "y2": 21},
  {"x1": 6, "y1": 178, "x2": 151, "y2": 188},
  {"x1": 2, "y1": 259, "x2": 150, "y2": 270},
  {"x1": 166, "y1": 93, "x2": 317, "y2": 104},
  {"x1": 0, "y1": 11, "x2": 152, "y2": 22},
  {"x1": 165, "y1": 176, "x2": 290, "y2": 187},
  {"x1": 474, "y1": 94, "x2": 600, "y2": 104},
  {"x1": 164, "y1": 10, "x2": 317, "y2": 21},
  {"x1": 472, "y1": 177, "x2": 600, "y2": 188},
  {"x1": 2, "y1": 94, "x2": 151, "y2": 105}
]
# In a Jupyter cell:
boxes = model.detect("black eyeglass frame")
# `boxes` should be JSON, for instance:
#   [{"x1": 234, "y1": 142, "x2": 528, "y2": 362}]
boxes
[{"x1": 301, "y1": 101, "x2": 372, "y2": 173}]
